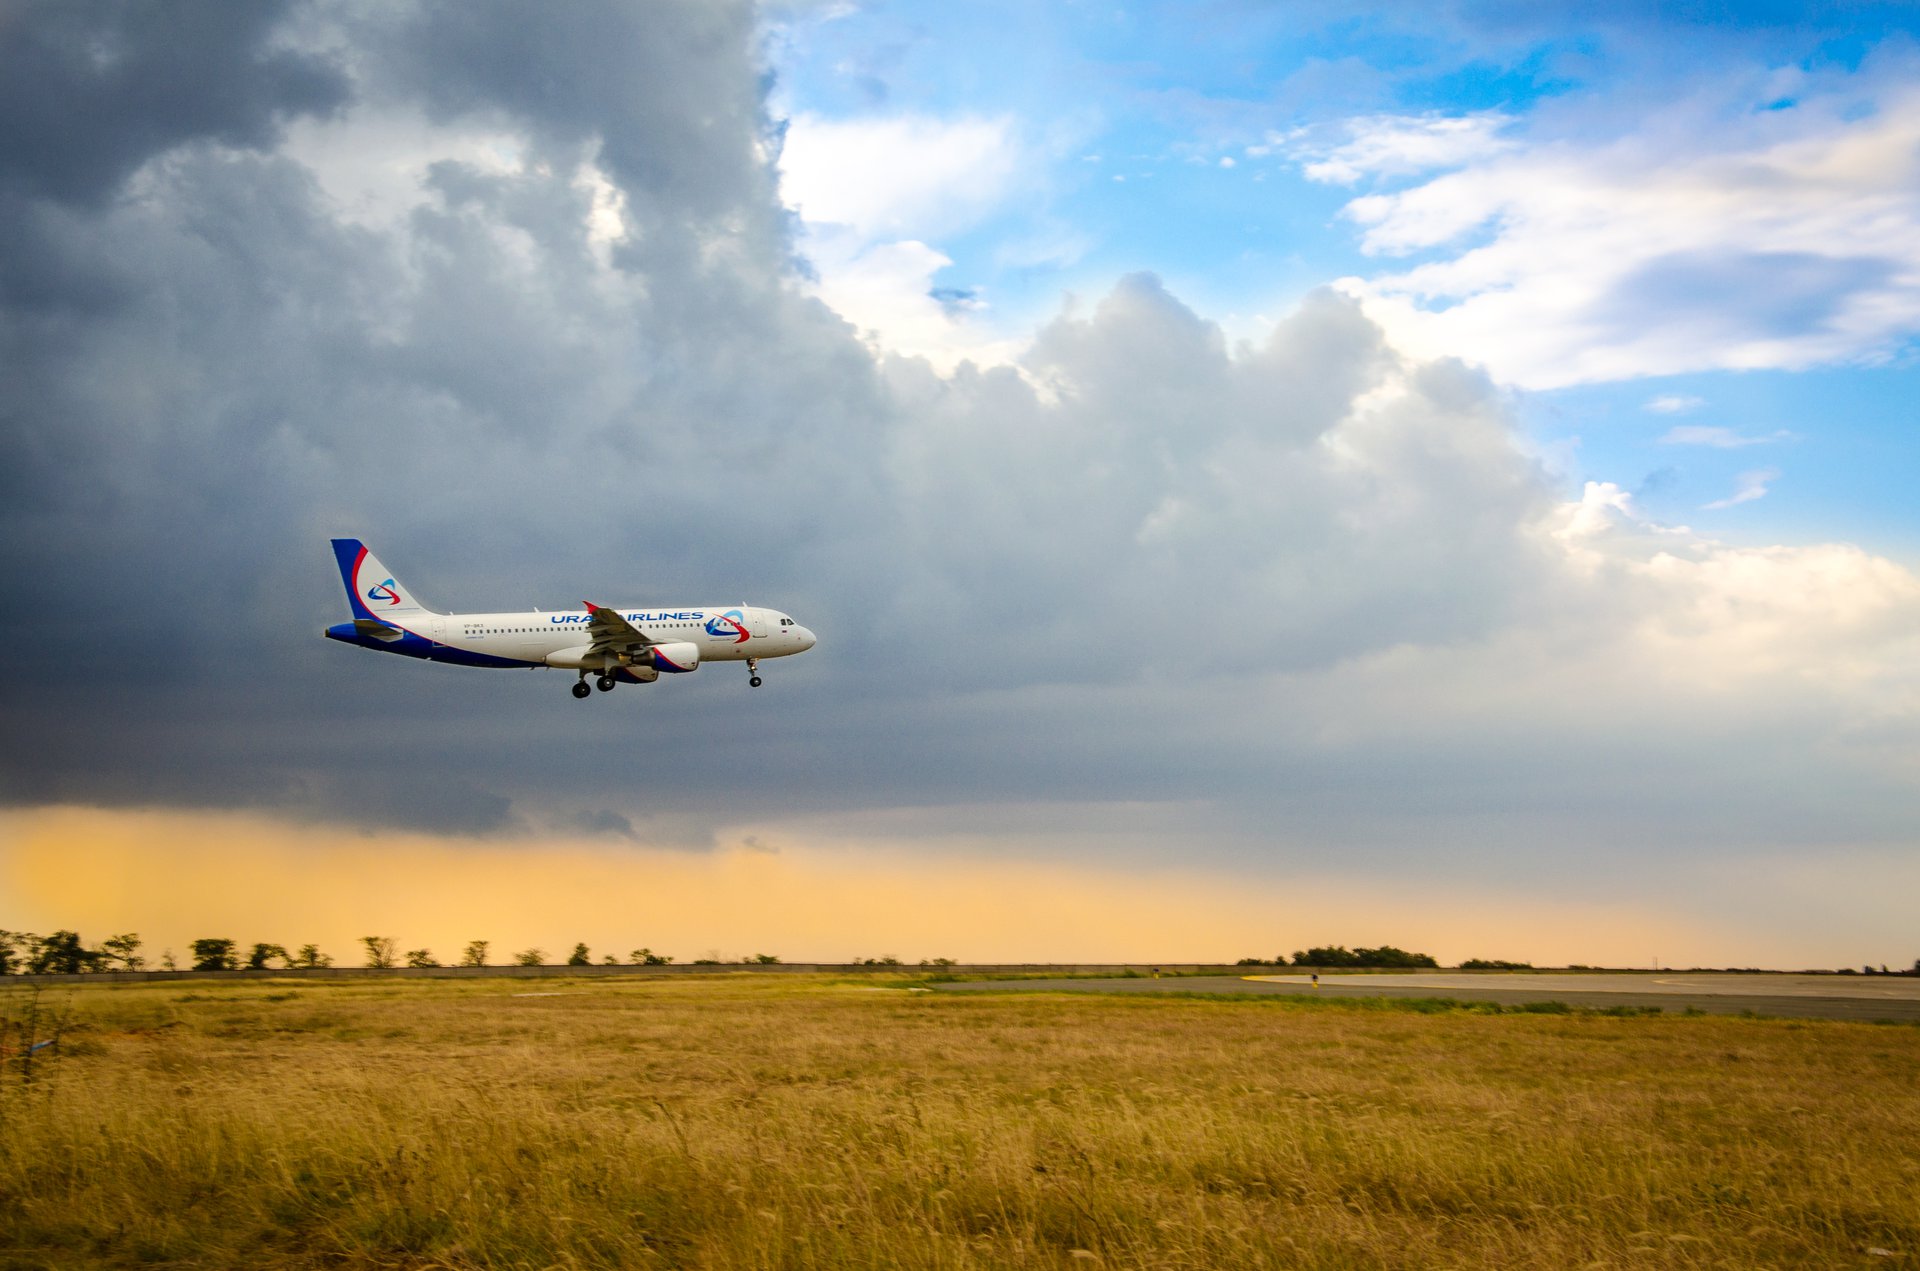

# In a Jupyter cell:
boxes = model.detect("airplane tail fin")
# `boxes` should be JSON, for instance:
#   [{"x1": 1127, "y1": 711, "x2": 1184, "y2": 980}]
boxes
[{"x1": 331, "y1": 539, "x2": 438, "y2": 619}]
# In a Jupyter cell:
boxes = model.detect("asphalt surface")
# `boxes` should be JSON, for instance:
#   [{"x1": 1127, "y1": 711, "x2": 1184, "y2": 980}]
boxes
[{"x1": 933, "y1": 972, "x2": 1920, "y2": 1022}]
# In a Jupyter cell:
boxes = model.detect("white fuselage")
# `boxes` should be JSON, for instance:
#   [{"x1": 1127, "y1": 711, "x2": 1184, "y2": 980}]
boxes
[{"x1": 439, "y1": 605, "x2": 813, "y2": 666}]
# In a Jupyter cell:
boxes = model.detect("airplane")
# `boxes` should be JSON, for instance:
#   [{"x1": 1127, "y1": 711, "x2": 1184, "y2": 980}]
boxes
[{"x1": 323, "y1": 538, "x2": 815, "y2": 700}]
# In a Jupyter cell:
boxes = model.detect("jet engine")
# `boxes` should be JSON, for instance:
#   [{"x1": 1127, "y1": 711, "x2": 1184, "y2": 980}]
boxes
[{"x1": 644, "y1": 641, "x2": 700, "y2": 673}]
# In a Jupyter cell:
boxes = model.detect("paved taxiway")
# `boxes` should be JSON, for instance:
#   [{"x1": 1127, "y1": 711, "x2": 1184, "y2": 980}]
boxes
[{"x1": 935, "y1": 973, "x2": 1920, "y2": 1022}]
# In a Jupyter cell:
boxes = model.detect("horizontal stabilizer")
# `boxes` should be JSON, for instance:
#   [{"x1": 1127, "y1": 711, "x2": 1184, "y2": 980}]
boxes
[{"x1": 353, "y1": 618, "x2": 404, "y2": 642}]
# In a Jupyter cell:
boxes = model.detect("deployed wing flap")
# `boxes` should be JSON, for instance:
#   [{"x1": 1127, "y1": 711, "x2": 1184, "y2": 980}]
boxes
[{"x1": 582, "y1": 602, "x2": 656, "y2": 655}]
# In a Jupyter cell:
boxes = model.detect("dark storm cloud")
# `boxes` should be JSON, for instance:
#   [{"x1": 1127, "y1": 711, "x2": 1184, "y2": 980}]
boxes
[{"x1": 0, "y1": 0, "x2": 346, "y2": 206}]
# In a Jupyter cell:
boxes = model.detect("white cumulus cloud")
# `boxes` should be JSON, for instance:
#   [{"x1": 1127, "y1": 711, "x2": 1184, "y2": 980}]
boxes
[
  {"x1": 779, "y1": 112, "x2": 1019, "y2": 238},
  {"x1": 779, "y1": 111, "x2": 1028, "y2": 369},
  {"x1": 1308, "y1": 68, "x2": 1920, "y2": 388}
]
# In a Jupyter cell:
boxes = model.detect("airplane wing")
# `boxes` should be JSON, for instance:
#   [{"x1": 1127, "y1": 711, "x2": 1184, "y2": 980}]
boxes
[{"x1": 582, "y1": 602, "x2": 656, "y2": 656}]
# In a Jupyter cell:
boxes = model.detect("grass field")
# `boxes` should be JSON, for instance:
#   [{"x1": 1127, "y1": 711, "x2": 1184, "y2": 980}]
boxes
[{"x1": 2, "y1": 975, "x2": 1915, "y2": 1269}]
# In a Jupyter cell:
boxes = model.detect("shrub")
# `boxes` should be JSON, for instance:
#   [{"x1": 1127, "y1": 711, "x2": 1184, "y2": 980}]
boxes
[
  {"x1": 1292, "y1": 945, "x2": 1439, "y2": 969},
  {"x1": 190, "y1": 938, "x2": 238, "y2": 972},
  {"x1": 247, "y1": 943, "x2": 288, "y2": 971},
  {"x1": 102, "y1": 933, "x2": 145, "y2": 971}
]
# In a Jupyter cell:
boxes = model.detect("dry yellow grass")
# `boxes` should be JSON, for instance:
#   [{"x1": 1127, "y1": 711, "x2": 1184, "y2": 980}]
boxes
[{"x1": 1, "y1": 974, "x2": 1915, "y2": 1269}]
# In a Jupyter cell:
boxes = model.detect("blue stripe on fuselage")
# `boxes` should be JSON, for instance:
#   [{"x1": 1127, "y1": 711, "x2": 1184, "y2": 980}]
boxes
[
  {"x1": 428, "y1": 644, "x2": 537, "y2": 669},
  {"x1": 323, "y1": 623, "x2": 534, "y2": 668}
]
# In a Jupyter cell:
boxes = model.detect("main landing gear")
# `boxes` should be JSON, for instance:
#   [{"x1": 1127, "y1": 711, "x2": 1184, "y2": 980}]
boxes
[
  {"x1": 747, "y1": 657, "x2": 762, "y2": 689},
  {"x1": 572, "y1": 671, "x2": 619, "y2": 699}
]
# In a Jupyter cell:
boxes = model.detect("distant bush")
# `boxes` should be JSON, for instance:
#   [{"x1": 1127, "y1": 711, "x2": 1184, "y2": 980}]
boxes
[
  {"x1": 919, "y1": 957, "x2": 957, "y2": 967},
  {"x1": 291, "y1": 944, "x2": 332, "y2": 969},
  {"x1": 247, "y1": 943, "x2": 288, "y2": 971},
  {"x1": 629, "y1": 948, "x2": 672, "y2": 965},
  {"x1": 514, "y1": 948, "x2": 546, "y2": 967},
  {"x1": 567, "y1": 944, "x2": 591, "y2": 966},
  {"x1": 361, "y1": 937, "x2": 396, "y2": 970},
  {"x1": 102, "y1": 933, "x2": 145, "y2": 971},
  {"x1": 750, "y1": 954, "x2": 781, "y2": 964},
  {"x1": 405, "y1": 949, "x2": 440, "y2": 969},
  {"x1": 190, "y1": 938, "x2": 238, "y2": 972},
  {"x1": 1460, "y1": 958, "x2": 1533, "y2": 971},
  {"x1": 1291, "y1": 945, "x2": 1439, "y2": 969},
  {"x1": 459, "y1": 941, "x2": 489, "y2": 968}
]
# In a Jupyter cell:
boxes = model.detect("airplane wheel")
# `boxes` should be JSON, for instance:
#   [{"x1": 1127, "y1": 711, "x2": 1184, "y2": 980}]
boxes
[
  {"x1": 571, "y1": 682, "x2": 591, "y2": 699},
  {"x1": 750, "y1": 676, "x2": 763, "y2": 688},
  {"x1": 596, "y1": 675, "x2": 616, "y2": 692}
]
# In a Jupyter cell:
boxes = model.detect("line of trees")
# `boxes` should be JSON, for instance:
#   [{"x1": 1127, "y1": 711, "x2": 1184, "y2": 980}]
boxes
[
  {"x1": 1, "y1": 930, "x2": 148, "y2": 975},
  {"x1": 14, "y1": 930, "x2": 1919, "y2": 976},
  {"x1": 0, "y1": 931, "x2": 698, "y2": 973},
  {"x1": 0, "y1": 934, "x2": 966, "y2": 973}
]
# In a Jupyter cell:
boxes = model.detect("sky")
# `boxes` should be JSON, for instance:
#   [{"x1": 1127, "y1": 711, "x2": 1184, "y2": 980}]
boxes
[{"x1": 2, "y1": 1, "x2": 1917, "y2": 969}]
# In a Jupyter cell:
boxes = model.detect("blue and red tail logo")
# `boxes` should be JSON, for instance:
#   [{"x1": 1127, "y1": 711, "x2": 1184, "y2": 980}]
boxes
[
  {"x1": 366, "y1": 578, "x2": 402, "y2": 607},
  {"x1": 704, "y1": 609, "x2": 750, "y2": 644}
]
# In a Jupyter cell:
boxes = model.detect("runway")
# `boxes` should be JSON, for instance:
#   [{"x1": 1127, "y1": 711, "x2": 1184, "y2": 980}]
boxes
[{"x1": 934, "y1": 972, "x2": 1920, "y2": 1022}]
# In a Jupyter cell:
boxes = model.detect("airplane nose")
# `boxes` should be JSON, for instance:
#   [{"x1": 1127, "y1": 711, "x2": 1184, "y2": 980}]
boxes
[{"x1": 795, "y1": 625, "x2": 817, "y2": 650}]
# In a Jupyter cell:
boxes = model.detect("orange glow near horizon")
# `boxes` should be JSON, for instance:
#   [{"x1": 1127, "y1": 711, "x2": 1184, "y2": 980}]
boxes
[{"x1": 1, "y1": 805, "x2": 1771, "y2": 968}]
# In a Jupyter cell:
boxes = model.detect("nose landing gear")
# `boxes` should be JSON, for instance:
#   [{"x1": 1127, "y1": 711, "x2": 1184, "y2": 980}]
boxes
[{"x1": 747, "y1": 657, "x2": 762, "y2": 688}]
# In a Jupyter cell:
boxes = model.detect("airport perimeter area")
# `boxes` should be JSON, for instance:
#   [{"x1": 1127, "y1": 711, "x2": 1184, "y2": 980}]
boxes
[
  {"x1": 19, "y1": 962, "x2": 1920, "y2": 1021},
  {"x1": 935, "y1": 970, "x2": 1920, "y2": 1021}
]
